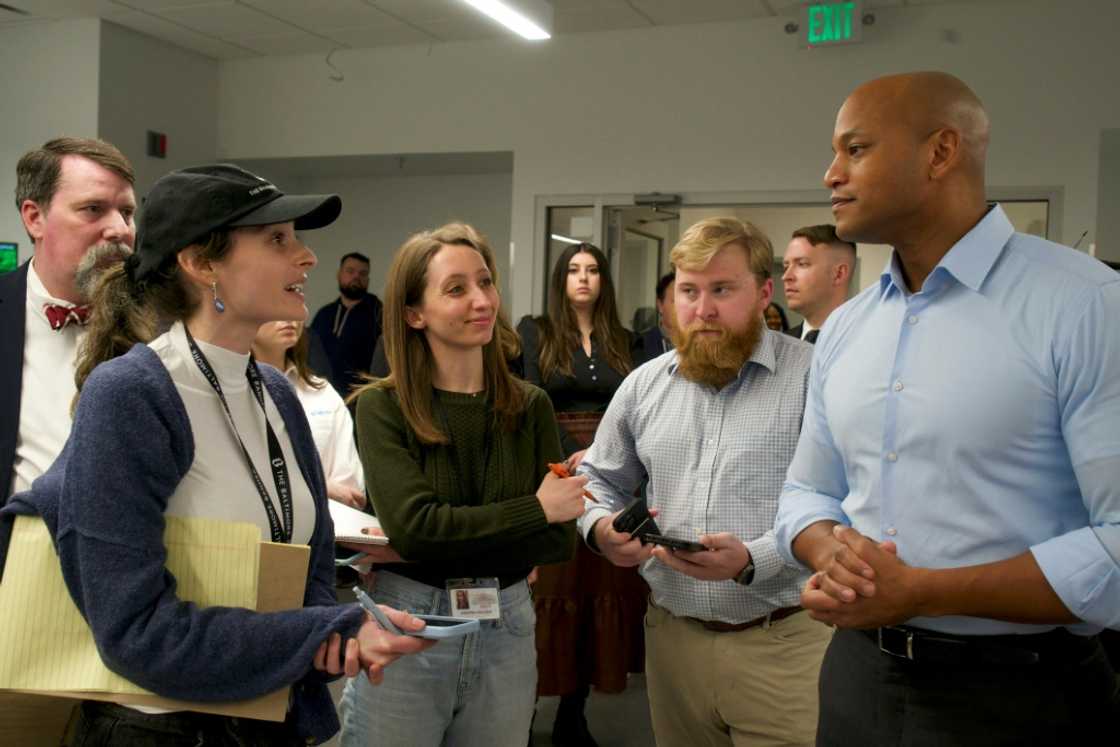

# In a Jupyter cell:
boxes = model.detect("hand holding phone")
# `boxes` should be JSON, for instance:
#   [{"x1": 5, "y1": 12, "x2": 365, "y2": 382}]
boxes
[
  {"x1": 611, "y1": 499, "x2": 704, "y2": 551},
  {"x1": 355, "y1": 587, "x2": 480, "y2": 640},
  {"x1": 649, "y1": 532, "x2": 751, "y2": 582},
  {"x1": 594, "y1": 502, "x2": 657, "y2": 568},
  {"x1": 644, "y1": 534, "x2": 708, "y2": 553}
]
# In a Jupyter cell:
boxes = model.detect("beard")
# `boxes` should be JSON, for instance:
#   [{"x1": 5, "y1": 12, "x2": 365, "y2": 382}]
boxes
[
  {"x1": 670, "y1": 312, "x2": 764, "y2": 389},
  {"x1": 74, "y1": 241, "x2": 133, "y2": 303},
  {"x1": 339, "y1": 282, "x2": 366, "y2": 301}
]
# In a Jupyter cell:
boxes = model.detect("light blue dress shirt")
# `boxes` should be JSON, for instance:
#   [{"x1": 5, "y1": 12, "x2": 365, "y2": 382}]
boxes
[{"x1": 775, "y1": 205, "x2": 1120, "y2": 635}]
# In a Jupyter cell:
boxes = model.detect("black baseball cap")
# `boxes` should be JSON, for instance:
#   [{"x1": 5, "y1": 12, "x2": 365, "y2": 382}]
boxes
[{"x1": 130, "y1": 163, "x2": 341, "y2": 282}]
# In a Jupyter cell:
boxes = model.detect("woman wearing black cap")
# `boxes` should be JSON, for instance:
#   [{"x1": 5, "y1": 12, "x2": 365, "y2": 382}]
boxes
[{"x1": 2, "y1": 164, "x2": 431, "y2": 746}]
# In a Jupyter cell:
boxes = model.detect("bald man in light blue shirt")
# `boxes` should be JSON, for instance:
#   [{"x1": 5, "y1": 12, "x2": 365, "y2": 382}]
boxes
[{"x1": 774, "y1": 71, "x2": 1119, "y2": 745}]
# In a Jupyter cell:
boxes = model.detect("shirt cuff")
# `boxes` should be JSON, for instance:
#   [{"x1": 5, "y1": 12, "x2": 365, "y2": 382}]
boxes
[
  {"x1": 744, "y1": 534, "x2": 783, "y2": 585},
  {"x1": 774, "y1": 486, "x2": 850, "y2": 568},
  {"x1": 579, "y1": 505, "x2": 613, "y2": 544},
  {"x1": 1031, "y1": 526, "x2": 1120, "y2": 629}
]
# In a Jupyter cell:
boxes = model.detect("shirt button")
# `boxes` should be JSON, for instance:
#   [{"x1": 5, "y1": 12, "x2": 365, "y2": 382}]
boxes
[
  {"x1": 893, "y1": 380, "x2": 904, "y2": 392},
  {"x1": 707, "y1": 439, "x2": 714, "y2": 445},
  {"x1": 908, "y1": 315, "x2": 918, "y2": 325},
  {"x1": 589, "y1": 364, "x2": 595, "y2": 370},
  {"x1": 591, "y1": 376, "x2": 597, "y2": 381},
  {"x1": 886, "y1": 452, "x2": 898, "y2": 462},
  {"x1": 886, "y1": 527, "x2": 898, "y2": 536}
]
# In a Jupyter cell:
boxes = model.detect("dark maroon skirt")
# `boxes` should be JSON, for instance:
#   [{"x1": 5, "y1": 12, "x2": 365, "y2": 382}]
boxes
[{"x1": 533, "y1": 412, "x2": 648, "y2": 696}]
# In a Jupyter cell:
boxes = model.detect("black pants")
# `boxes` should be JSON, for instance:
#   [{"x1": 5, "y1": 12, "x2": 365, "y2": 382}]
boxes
[
  {"x1": 817, "y1": 627, "x2": 1120, "y2": 747},
  {"x1": 1100, "y1": 628, "x2": 1120, "y2": 672},
  {"x1": 71, "y1": 701, "x2": 306, "y2": 747}
]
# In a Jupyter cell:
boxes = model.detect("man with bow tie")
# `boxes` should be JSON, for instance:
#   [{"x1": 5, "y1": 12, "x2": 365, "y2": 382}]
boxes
[{"x1": 1, "y1": 138, "x2": 136, "y2": 505}]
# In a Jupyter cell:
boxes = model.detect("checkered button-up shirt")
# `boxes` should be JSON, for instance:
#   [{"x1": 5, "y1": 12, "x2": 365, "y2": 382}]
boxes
[{"x1": 577, "y1": 328, "x2": 812, "y2": 623}]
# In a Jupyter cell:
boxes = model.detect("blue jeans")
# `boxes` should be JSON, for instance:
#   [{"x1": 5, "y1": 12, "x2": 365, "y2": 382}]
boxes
[{"x1": 339, "y1": 572, "x2": 537, "y2": 747}]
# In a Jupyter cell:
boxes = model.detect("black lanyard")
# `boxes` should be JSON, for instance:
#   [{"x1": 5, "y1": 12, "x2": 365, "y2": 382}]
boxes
[
  {"x1": 433, "y1": 392, "x2": 493, "y2": 504},
  {"x1": 184, "y1": 326, "x2": 293, "y2": 544}
]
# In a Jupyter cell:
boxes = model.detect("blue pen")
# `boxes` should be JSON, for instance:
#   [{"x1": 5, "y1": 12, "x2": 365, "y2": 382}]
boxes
[{"x1": 352, "y1": 586, "x2": 403, "y2": 635}]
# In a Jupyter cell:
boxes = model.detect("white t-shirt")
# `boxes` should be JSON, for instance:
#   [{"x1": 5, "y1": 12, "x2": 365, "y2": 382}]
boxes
[
  {"x1": 11, "y1": 261, "x2": 83, "y2": 495},
  {"x1": 286, "y1": 367, "x2": 364, "y2": 493},
  {"x1": 150, "y1": 322, "x2": 316, "y2": 545}
]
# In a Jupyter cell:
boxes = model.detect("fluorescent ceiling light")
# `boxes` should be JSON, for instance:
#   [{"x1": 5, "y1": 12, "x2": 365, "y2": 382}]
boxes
[
  {"x1": 550, "y1": 233, "x2": 582, "y2": 245},
  {"x1": 460, "y1": 0, "x2": 552, "y2": 41}
]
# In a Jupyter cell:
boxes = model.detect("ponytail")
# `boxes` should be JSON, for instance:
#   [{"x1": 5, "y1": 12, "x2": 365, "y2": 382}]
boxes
[
  {"x1": 72, "y1": 259, "x2": 157, "y2": 405},
  {"x1": 71, "y1": 230, "x2": 233, "y2": 413}
]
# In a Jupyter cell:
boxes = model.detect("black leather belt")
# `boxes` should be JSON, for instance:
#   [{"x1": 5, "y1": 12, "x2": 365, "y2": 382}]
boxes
[{"x1": 860, "y1": 625, "x2": 1095, "y2": 667}]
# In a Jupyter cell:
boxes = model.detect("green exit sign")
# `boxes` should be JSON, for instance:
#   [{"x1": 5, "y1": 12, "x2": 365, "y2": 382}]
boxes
[
  {"x1": 801, "y1": 1, "x2": 863, "y2": 47},
  {"x1": 0, "y1": 242, "x2": 17, "y2": 274}
]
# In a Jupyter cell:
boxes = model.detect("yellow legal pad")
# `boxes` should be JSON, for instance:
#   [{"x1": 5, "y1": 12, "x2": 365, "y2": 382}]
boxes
[{"x1": 0, "y1": 514, "x2": 259, "y2": 694}]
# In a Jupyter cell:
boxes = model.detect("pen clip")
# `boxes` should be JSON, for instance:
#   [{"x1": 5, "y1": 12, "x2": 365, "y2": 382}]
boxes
[{"x1": 352, "y1": 586, "x2": 402, "y2": 635}]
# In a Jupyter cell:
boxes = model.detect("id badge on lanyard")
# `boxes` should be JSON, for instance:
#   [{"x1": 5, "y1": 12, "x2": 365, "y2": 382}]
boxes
[{"x1": 446, "y1": 578, "x2": 501, "y2": 620}]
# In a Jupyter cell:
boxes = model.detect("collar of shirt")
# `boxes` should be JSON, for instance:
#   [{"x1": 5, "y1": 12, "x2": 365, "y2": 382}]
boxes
[
  {"x1": 879, "y1": 204, "x2": 1014, "y2": 300},
  {"x1": 167, "y1": 321, "x2": 251, "y2": 394},
  {"x1": 665, "y1": 324, "x2": 778, "y2": 381},
  {"x1": 26, "y1": 258, "x2": 80, "y2": 328}
]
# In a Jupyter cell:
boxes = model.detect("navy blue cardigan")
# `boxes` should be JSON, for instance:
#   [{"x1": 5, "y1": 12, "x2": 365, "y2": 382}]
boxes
[{"x1": 2, "y1": 343, "x2": 365, "y2": 744}]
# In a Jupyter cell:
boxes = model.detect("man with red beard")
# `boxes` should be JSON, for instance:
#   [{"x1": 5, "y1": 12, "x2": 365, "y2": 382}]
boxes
[
  {"x1": 1, "y1": 138, "x2": 136, "y2": 505},
  {"x1": 575, "y1": 217, "x2": 830, "y2": 746}
]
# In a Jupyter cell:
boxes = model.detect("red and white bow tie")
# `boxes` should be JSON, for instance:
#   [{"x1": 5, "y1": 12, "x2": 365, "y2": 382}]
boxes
[{"x1": 44, "y1": 303, "x2": 91, "y2": 331}]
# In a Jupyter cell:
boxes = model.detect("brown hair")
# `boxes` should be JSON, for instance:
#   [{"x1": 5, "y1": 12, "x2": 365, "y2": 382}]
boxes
[
  {"x1": 16, "y1": 138, "x2": 134, "y2": 219},
  {"x1": 536, "y1": 242, "x2": 632, "y2": 382},
  {"x1": 791, "y1": 224, "x2": 856, "y2": 253},
  {"x1": 285, "y1": 328, "x2": 326, "y2": 390},
  {"x1": 72, "y1": 231, "x2": 233, "y2": 409},
  {"x1": 350, "y1": 223, "x2": 526, "y2": 445},
  {"x1": 671, "y1": 217, "x2": 774, "y2": 281}
]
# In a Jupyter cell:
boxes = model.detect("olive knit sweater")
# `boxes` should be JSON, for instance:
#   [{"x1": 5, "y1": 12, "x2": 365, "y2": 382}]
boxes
[{"x1": 355, "y1": 381, "x2": 575, "y2": 588}]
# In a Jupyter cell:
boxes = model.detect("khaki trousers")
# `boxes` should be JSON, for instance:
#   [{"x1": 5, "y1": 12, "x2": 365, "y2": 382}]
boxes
[{"x1": 644, "y1": 603, "x2": 831, "y2": 747}]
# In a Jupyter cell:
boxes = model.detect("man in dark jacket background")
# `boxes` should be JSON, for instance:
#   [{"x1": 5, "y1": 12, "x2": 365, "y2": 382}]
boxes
[{"x1": 309, "y1": 251, "x2": 382, "y2": 398}]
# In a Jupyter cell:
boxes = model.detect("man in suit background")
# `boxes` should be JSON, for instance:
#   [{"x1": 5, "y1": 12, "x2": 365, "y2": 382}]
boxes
[
  {"x1": 782, "y1": 224, "x2": 855, "y2": 344},
  {"x1": 638, "y1": 270, "x2": 676, "y2": 364},
  {"x1": 1, "y1": 137, "x2": 136, "y2": 505}
]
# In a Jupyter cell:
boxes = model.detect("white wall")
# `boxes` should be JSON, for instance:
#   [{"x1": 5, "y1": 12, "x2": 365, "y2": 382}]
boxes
[
  {"x1": 1097, "y1": 130, "x2": 1120, "y2": 259},
  {"x1": 289, "y1": 172, "x2": 513, "y2": 313},
  {"x1": 216, "y1": 0, "x2": 1120, "y2": 319},
  {"x1": 0, "y1": 19, "x2": 101, "y2": 264},
  {"x1": 99, "y1": 21, "x2": 219, "y2": 197}
]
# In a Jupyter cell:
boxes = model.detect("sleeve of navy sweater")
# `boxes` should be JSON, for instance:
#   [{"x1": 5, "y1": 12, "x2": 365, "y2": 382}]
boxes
[{"x1": 54, "y1": 349, "x2": 365, "y2": 702}]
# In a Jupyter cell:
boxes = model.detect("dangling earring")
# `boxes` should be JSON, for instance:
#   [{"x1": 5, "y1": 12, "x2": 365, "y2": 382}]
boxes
[{"x1": 211, "y1": 280, "x2": 225, "y2": 313}]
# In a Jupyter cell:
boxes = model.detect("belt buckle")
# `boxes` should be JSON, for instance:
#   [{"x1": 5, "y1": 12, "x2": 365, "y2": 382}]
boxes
[{"x1": 878, "y1": 626, "x2": 914, "y2": 660}]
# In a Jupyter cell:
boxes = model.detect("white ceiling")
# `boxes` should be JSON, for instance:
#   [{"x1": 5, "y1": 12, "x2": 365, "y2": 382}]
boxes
[{"x1": 0, "y1": 0, "x2": 1018, "y2": 61}]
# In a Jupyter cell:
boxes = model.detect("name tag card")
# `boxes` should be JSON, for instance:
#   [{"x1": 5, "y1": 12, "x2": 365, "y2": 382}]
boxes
[{"x1": 446, "y1": 578, "x2": 501, "y2": 621}]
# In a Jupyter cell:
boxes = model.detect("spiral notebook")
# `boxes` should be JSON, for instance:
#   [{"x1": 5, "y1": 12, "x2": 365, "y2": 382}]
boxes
[{"x1": 328, "y1": 500, "x2": 390, "y2": 545}]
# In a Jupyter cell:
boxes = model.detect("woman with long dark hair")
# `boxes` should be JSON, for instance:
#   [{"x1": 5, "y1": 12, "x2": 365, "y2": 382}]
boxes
[
  {"x1": 518, "y1": 242, "x2": 647, "y2": 746},
  {"x1": 340, "y1": 223, "x2": 587, "y2": 746},
  {"x1": 2, "y1": 164, "x2": 430, "y2": 746},
  {"x1": 765, "y1": 301, "x2": 792, "y2": 334},
  {"x1": 519, "y1": 243, "x2": 633, "y2": 453}
]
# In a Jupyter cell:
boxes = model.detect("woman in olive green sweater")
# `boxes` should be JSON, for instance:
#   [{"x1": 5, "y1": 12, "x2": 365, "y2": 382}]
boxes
[{"x1": 340, "y1": 223, "x2": 588, "y2": 747}]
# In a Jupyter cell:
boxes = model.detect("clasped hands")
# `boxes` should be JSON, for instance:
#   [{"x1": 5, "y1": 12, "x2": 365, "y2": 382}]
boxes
[
  {"x1": 594, "y1": 511, "x2": 750, "y2": 582},
  {"x1": 802, "y1": 524, "x2": 923, "y2": 629}
]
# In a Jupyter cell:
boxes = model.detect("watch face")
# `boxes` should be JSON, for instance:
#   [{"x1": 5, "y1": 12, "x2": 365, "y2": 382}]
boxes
[{"x1": 736, "y1": 562, "x2": 755, "y2": 585}]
